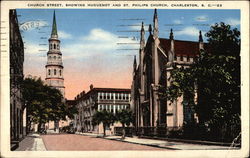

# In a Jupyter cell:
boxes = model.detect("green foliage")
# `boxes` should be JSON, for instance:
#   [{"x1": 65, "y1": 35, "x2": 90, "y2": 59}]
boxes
[
  {"x1": 92, "y1": 110, "x2": 116, "y2": 137},
  {"x1": 92, "y1": 110, "x2": 116, "y2": 126},
  {"x1": 66, "y1": 104, "x2": 78, "y2": 119},
  {"x1": 206, "y1": 22, "x2": 240, "y2": 56},
  {"x1": 116, "y1": 109, "x2": 133, "y2": 127},
  {"x1": 116, "y1": 109, "x2": 133, "y2": 139},
  {"x1": 165, "y1": 22, "x2": 240, "y2": 142},
  {"x1": 22, "y1": 77, "x2": 68, "y2": 132}
]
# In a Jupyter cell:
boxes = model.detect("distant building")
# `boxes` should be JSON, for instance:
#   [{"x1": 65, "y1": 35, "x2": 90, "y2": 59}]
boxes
[
  {"x1": 63, "y1": 99, "x2": 76, "y2": 128},
  {"x1": 9, "y1": 9, "x2": 25, "y2": 149},
  {"x1": 131, "y1": 9, "x2": 203, "y2": 135},
  {"x1": 74, "y1": 85, "x2": 130, "y2": 134}
]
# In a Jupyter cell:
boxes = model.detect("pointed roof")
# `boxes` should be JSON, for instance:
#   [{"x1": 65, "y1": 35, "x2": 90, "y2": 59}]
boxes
[
  {"x1": 169, "y1": 28, "x2": 174, "y2": 40},
  {"x1": 199, "y1": 30, "x2": 203, "y2": 42},
  {"x1": 133, "y1": 55, "x2": 137, "y2": 67},
  {"x1": 153, "y1": 9, "x2": 159, "y2": 37},
  {"x1": 153, "y1": 8, "x2": 157, "y2": 20},
  {"x1": 159, "y1": 38, "x2": 201, "y2": 57},
  {"x1": 140, "y1": 22, "x2": 145, "y2": 49},
  {"x1": 51, "y1": 10, "x2": 58, "y2": 36},
  {"x1": 141, "y1": 22, "x2": 145, "y2": 32},
  {"x1": 148, "y1": 24, "x2": 152, "y2": 35}
]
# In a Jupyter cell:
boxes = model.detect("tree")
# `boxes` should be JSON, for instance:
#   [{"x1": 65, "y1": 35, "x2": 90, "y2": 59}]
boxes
[
  {"x1": 65, "y1": 103, "x2": 78, "y2": 120},
  {"x1": 165, "y1": 22, "x2": 240, "y2": 142},
  {"x1": 116, "y1": 109, "x2": 133, "y2": 139},
  {"x1": 22, "y1": 77, "x2": 67, "y2": 133},
  {"x1": 92, "y1": 110, "x2": 116, "y2": 137}
]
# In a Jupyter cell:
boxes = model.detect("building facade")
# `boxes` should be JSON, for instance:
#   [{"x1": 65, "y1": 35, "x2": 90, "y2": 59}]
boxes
[
  {"x1": 74, "y1": 85, "x2": 131, "y2": 134},
  {"x1": 10, "y1": 9, "x2": 25, "y2": 148},
  {"x1": 131, "y1": 9, "x2": 203, "y2": 135},
  {"x1": 45, "y1": 11, "x2": 65, "y2": 97}
]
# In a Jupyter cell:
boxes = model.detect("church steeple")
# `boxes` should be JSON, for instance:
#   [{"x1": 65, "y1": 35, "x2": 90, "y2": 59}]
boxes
[
  {"x1": 199, "y1": 30, "x2": 203, "y2": 42},
  {"x1": 169, "y1": 28, "x2": 174, "y2": 40},
  {"x1": 199, "y1": 30, "x2": 204, "y2": 50},
  {"x1": 148, "y1": 24, "x2": 152, "y2": 35},
  {"x1": 133, "y1": 55, "x2": 137, "y2": 69},
  {"x1": 51, "y1": 10, "x2": 58, "y2": 38},
  {"x1": 153, "y1": 8, "x2": 159, "y2": 38},
  {"x1": 170, "y1": 28, "x2": 174, "y2": 52},
  {"x1": 140, "y1": 22, "x2": 145, "y2": 49},
  {"x1": 46, "y1": 10, "x2": 65, "y2": 98}
]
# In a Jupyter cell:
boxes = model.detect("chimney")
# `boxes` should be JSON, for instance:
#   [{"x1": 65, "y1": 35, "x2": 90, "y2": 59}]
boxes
[{"x1": 90, "y1": 84, "x2": 94, "y2": 90}]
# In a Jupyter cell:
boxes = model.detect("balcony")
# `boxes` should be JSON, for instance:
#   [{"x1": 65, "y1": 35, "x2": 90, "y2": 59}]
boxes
[{"x1": 46, "y1": 61, "x2": 63, "y2": 65}]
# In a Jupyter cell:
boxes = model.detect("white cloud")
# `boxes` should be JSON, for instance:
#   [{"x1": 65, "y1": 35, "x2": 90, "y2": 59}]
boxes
[
  {"x1": 173, "y1": 20, "x2": 182, "y2": 25},
  {"x1": 58, "y1": 31, "x2": 72, "y2": 39},
  {"x1": 195, "y1": 15, "x2": 209, "y2": 22},
  {"x1": 23, "y1": 40, "x2": 47, "y2": 79},
  {"x1": 129, "y1": 23, "x2": 149, "y2": 31},
  {"x1": 24, "y1": 41, "x2": 47, "y2": 56},
  {"x1": 175, "y1": 26, "x2": 200, "y2": 37},
  {"x1": 225, "y1": 18, "x2": 240, "y2": 26},
  {"x1": 62, "y1": 28, "x2": 138, "y2": 60},
  {"x1": 81, "y1": 28, "x2": 115, "y2": 41}
]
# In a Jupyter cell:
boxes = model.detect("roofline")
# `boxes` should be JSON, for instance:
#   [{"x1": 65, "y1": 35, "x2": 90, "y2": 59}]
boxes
[
  {"x1": 92, "y1": 87, "x2": 131, "y2": 92},
  {"x1": 159, "y1": 38, "x2": 208, "y2": 44},
  {"x1": 75, "y1": 87, "x2": 131, "y2": 101}
]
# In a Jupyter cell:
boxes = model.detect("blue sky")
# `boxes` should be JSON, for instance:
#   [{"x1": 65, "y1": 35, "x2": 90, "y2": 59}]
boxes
[{"x1": 16, "y1": 9, "x2": 240, "y2": 99}]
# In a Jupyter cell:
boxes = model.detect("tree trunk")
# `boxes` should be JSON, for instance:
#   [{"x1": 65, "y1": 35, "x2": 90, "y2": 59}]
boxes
[
  {"x1": 103, "y1": 123, "x2": 106, "y2": 137},
  {"x1": 26, "y1": 117, "x2": 31, "y2": 134},
  {"x1": 38, "y1": 120, "x2": 42, "y2": 133},
  {"x1": 122, "y1": 123, "x2": 125, "y2": 140}
]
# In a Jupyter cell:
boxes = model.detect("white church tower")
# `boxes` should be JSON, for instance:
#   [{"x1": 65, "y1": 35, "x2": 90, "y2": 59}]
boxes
[{"x1": 45, "y1": 10, "x2": 65, "y2": 97}]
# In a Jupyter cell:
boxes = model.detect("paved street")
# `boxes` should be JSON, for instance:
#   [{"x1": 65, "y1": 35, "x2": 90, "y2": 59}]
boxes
[
  {"x1": 15, "y1": 133, "x2": 237, "y2": 151},
  {"x1": 41, "y1": 134, "x2": 167, "y2": 150}
]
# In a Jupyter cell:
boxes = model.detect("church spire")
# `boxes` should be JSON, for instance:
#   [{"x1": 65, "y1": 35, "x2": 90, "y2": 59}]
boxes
[
  {"x1": 51, "y1": 10, "x2": 58, "y2": 38},
  {"x1": 148, "y1": 24, "x2": 152, "y2": 35},
  {"x1": 133, "y1": 55, "x2": 137, "y2": 71},
  {"x1": 140, "y1": 22, "x2": 145, "y2": 49},
  {"x1": 199, "y1": 30, "x2": 203, "y2": 42},
  {"x1": 199, "y1": 30, "x2": 204, "y2": 50},
  {"x1": 153, "y1": 8, "x2": 159, "y2": 38},
  {"x1": 169, "y1": 28, "x2": 174, "y2": 40}
]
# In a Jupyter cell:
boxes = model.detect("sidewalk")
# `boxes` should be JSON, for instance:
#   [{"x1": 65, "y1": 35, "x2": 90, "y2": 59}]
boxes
[
  {"x1": 15, "y1": 133, "x2": 46, "y2": 151},
  {"x1": 77, "y1": 132, "x2": 239, "y2": 150}
]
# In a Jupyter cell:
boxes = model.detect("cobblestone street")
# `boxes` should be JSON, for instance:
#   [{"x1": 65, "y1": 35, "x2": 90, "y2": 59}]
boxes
[{"x1": 41, "y1": 134, "x2": 166, "y2": 151}]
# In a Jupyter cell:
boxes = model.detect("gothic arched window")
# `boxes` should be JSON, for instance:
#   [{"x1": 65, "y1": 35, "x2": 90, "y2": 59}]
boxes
[
  {"x1": 48, "y1": 69, "x2": 51, "y2": 75},
  {"x1": 50, "y1": 44, "x2": 52, "y2": 49},
  {"x1": 54, "y1": 44, "x2": 56, "y2": 49},
  {"x1": 54, "y1": 69, "x2": 56, "y2": 75},
  {"x1": 59, "y1": 70, "x2": 61, "y2": 76},
  {"x1": 57, "y1": 44, "x2": 59, "y2": 50}
]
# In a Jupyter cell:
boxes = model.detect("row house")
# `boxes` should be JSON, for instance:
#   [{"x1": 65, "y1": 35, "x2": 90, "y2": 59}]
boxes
[
  {"x1": 9, "y1": 9, "x2": 25, "y2": 150},
  {"x1": 74, "y1": 84, "x2": 130, "y2": 134}
]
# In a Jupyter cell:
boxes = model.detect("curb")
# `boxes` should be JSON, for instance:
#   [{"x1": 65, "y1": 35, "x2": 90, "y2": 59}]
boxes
[
  {"x1": 75, "y1": 133, "x2": 178, "y2": 150},
  {"x1": 41, "y1": 136, "x2": 48, "y2": 151},
  {"x1": 140, "y1": 136, "x2": 237, "y2": 147},
  {"x1": 102, "y1": 137, "x2": 180, "y2": 150}
]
